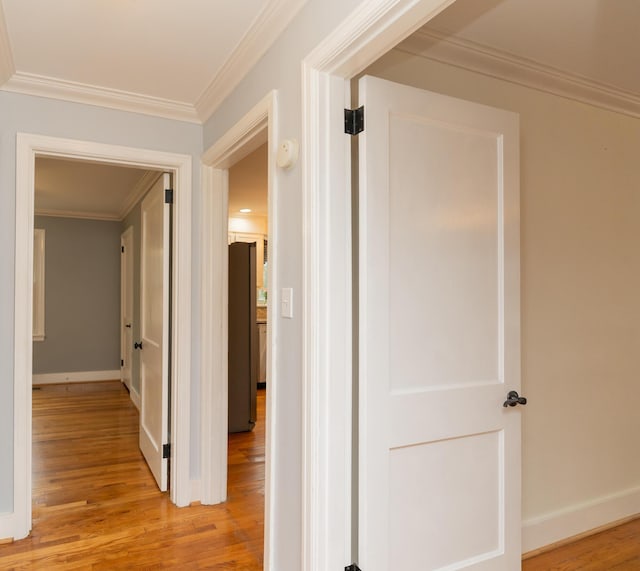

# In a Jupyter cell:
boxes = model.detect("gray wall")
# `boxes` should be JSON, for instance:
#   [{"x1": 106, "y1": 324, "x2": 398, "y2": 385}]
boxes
[
  {"x1": 0, "y1": 90, "x2": 202, "y2": 514},
  {"x1": 32, "y1": 216, "x2": 121, "y2": 375}
]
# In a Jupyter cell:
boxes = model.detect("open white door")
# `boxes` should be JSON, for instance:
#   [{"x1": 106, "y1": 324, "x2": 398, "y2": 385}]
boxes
[
  {"x1": 121, "y1": 227, "x2": 134, "y2": 392},
  {"x1": 139, "y1": 173, "x2": 172, "y2": 491},
  {"x1": 358, "y1": 76, "x2": 521, "y2": 570}
]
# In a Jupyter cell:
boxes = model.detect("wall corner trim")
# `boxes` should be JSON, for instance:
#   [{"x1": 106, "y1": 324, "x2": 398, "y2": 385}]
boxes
[
  {"x1": 522, "y1": 486, "x2": 640, "y2": 553},
  {"x1": 32, "y1": 370, "x2": 121, "y2": 385}
]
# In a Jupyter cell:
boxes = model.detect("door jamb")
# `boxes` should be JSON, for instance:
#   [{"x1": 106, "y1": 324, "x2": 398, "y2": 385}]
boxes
[
  {"x1": 13, "y1": 134, "x2": 193, "y2": 539},
  {"x1": 120, "y1": 226, "x2": 135, "y2": 399},
  {"x1": 300, "y1": 0, "x2": 457, "y2": 567},
  {"x1": 199, "y1": 91, "x2": 277, "y2": 567}
]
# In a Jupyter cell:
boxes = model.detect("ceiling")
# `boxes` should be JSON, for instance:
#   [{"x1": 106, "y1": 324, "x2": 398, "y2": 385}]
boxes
[
  {"x1": 33, "y1": 143, "x2": 269, "y2": 222},
  {"x1": 229, "y1": 143, "x2": 268, "y2": 218},
  {"x1": 15, "y1": 0, "x2": 640, "y2": 217},
  {"x1": 411, "y1": 0, "x2": 640, "y2": 118},
  {"x1": 35, "y1": 158, "x2": 159, "y2": 221},
  {"x1": 0, "y1": 0, "x2": 306, "y2": 123}
]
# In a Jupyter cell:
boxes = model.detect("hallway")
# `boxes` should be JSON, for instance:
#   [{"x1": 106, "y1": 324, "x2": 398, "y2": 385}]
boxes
[{"x1": 0, "y1": 381, "x2": 265, "y2": 569}]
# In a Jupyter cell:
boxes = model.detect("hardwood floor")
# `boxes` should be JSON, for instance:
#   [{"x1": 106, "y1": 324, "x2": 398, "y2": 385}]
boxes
[
  {"x1": 0, "y1": 381, "x2": 265, "y2": 570},
  {"x1": 522, "y1": 518, "x2": 640, "y2": 571},
  {"x1": 4, "y1": 382, "x2": 639, "y2": 570}
]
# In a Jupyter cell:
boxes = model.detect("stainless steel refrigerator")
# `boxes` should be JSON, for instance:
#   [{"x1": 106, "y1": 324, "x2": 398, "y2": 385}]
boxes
[{"x1": 228, "y1": 241, "x2": 258, "y2": 433}]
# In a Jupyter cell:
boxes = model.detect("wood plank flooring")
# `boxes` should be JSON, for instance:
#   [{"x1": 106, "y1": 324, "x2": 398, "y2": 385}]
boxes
[
  {"x1": 0, "y1": 381, "x2": 265, "y2": 570},
  {"x1": 3, "y1": 381, "x2": 639, "y2": 569},
  {"x1": 522, "y1": 517, "x2": 640, "y2": 571}
]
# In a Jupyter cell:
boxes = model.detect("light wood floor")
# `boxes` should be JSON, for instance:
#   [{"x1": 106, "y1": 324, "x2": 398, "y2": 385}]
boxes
[
  {"x1": 0, "y1": 381, "x2": 265, "y2": 570},
  {"x1": 522, "y1": 517, "x2": 640, "y2": 570}
]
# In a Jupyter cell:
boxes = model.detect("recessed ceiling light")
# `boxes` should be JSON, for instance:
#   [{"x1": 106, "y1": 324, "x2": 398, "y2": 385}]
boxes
[{"x1": 239, "y1": 208, "x2": 252, "y2": 213}]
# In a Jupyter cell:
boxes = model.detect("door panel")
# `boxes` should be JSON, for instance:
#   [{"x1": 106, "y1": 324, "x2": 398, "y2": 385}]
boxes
[
  {"x1": 358, "y1": 76, "x2": 520, "y2": 570},
  {"x1": 389, "y1": 116, "x2": 499, "y2": 391},
  {"x1": 139, "y1": 173, "x2": 171, "y2": 491},
  {"x1": 389, "y1": 431, "x2": 501, "y2": 569}
]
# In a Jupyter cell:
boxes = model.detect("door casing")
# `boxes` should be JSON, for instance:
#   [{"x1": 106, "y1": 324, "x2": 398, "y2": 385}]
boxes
[
  {"x1": 200, "y1": 90, "x2": 277, "y2": 567},
  {"x1": 12, "y1": 134, "x2": 193, "y2": 540},
  {"x1": 300, "y1": 0, "x2": 461, "y2": 568}
]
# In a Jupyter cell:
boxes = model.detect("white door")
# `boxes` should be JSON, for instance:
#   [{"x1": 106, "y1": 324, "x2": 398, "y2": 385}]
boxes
[
  {"x1": 120, "y1": 227, "x2": 134, "y2": 391},
  {"x1": 358, "y1": 76, "x2": 521, "y2": 570},
  {"x1": 139, "y1": 173, "x2": 172, "y2": 491}
]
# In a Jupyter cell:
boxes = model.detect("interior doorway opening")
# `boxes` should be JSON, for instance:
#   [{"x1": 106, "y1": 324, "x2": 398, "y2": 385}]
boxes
[
  {"x1": 31, "y1": 156, "x2": 173, "y2": 509},
  {"x1": 200, "y1": 91, "x2": 277, "y2": 568},
  {"x1": 13, "y1": 134, "x2": 193, "y2": 540},
  {"x1": 226, "y1": 143, "x2": 270, "y2": 563}
]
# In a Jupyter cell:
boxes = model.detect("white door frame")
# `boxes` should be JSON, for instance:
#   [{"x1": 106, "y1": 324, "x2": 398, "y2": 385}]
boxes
[
  {"x1": 13, "y1": 133, "x2": 193, "y2": 540},
  {"x1": 300, "y1": 0, "x2": 458, "y2": 568},
  {"x1": 199, "y1": 91, "x2": 277, "y2": 566}
]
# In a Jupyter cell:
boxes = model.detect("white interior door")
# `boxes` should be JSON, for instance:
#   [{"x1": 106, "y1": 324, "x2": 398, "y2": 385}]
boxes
[
  {"x1": 139, "y1": 173, "x2": 171, "y2": 491},
  {"x1": 120, "y1": 227, "x2": 134, "y2": 391},
  {"x1": 358, "y1": 76, "x2": 521, "y2": 570}
]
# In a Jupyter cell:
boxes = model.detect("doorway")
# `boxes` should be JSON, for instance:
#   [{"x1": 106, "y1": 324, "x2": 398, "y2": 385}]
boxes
[
  {"x1": 12, "y1": 134, "x2": 193, "y2": 539},
  {"x1": 32, "y1": 156, "x2": 173, "y2": 502},
  {"x1": 200, "y1": 91, "x2": 277, "y2": 566}
]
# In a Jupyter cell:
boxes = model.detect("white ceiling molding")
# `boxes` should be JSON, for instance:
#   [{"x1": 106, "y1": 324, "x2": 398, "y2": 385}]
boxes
[
  {"x1": 2, "y1": 72, "x2": 200, "y2": 123},
  {"x1": 119, "y1": 170, "x2": 162, "y2": 220},
  {"x1": 195, "y1": 0, "x2": 307, "y2": 122},
  {"x1": 0, "y1": 0, "x2": 305, "y2": 124},
  {"x1": 34, "y1": 208, "x2": 121, "y2": 222},
  {"x1": 400, "y1": 28, "x2": 640, "y2": 120},
  {"x1": 0, "y1": 2, "x2": 15, "y2": 85}
]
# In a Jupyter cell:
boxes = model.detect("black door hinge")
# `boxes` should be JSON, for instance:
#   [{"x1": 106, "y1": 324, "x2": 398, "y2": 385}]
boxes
[
  {"x1": 344, "y1": 106, "x2": 364, "y2": 136},
  {"x1": 345, "y1": 564, "x2": 362, "y2": 571},
  {"x1": 121, "y1": 245, "x2": 125, "y2": 253},
  {"x1": 120, "y1": 359, "x2": 124, "y2": 367},
  {"x1": 165, "y1": 188, "x2": 174, "y2": 204},
  {"x1": 163, "y1": 443, "x2": 171, "y2": 459}
]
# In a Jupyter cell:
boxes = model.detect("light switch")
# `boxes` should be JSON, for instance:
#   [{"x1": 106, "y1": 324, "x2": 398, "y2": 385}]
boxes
[{"x1": 281, "y1": 287, "x2": 293, "y2": 319}]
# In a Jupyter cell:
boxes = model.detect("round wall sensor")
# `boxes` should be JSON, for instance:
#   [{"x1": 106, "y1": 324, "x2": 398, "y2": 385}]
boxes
[{"x1": 276, "y1": 139, "x2": 299, "y2": 170}]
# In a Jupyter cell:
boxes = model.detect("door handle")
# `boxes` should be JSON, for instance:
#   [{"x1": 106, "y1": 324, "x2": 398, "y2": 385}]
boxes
[
  {"x1": 503, "y1": 390, "x2": 527, "y2": 407},
  {"x1": 134, "y1": 341, "x2": 143, "y2": 350},
  {"x1": 125, "y1": 323, "x2": 132, "y2": 328}
]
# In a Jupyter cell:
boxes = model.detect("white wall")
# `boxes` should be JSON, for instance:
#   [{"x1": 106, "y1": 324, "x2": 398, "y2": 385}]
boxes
[
  {"x1": 364, "y1": 47, "x2": 640, "y2": 550},
  {"x1": 0, "y1": 90, "x2": 202, "y2": 514}
]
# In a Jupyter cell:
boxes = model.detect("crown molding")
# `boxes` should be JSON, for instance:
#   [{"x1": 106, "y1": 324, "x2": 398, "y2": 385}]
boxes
[
  {"x1": 400, "y1": 28, "x2": 640, "y2": 119},
  {"x1": 119, "y1": 170, "x2": 162, "y2": 220},
  {"x1": 0, "y1": 0, "x2": 304, "y2": 124},
  {"x1": 34, "y1": 208, "x2": 121, "y2": 222},
  {"x1": 2, "y1": 72, "x2": 201, "y2": 123},
  {"x1": 0, "y1": 2, "x2": 15, "y2": 85},
  {"x1": 195, "y1": 0, "x2": 307, "y2": 123}
]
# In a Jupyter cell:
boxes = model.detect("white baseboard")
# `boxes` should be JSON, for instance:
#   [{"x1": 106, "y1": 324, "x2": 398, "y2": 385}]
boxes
[
  {"x1": 32, "y1": 370, "x2": 121, "y2": 384},
  {"x1": 190, "y1": 479, "x2": 202, "y2": 504},
  {"x1": 0, "y1": 512, "x2": 15, "y2": 541},
  {"x1": 522, "y1": 485, "x2": 640, "y2": 553},
  {"x1": 130, "y1": 386, "x2": 141, "y2": 411}
]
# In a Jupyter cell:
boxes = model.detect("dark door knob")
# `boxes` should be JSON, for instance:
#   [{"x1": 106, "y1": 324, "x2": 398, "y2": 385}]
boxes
[
  {"x1": 125, "y1": 323, "x2": 132, "y2": 328},
  {"x1": 134, "y1": 341, "x2": 143, "y2": 350},
  {"x1": 503, "y1": 390, "x2": 527, "y2": 407}
]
